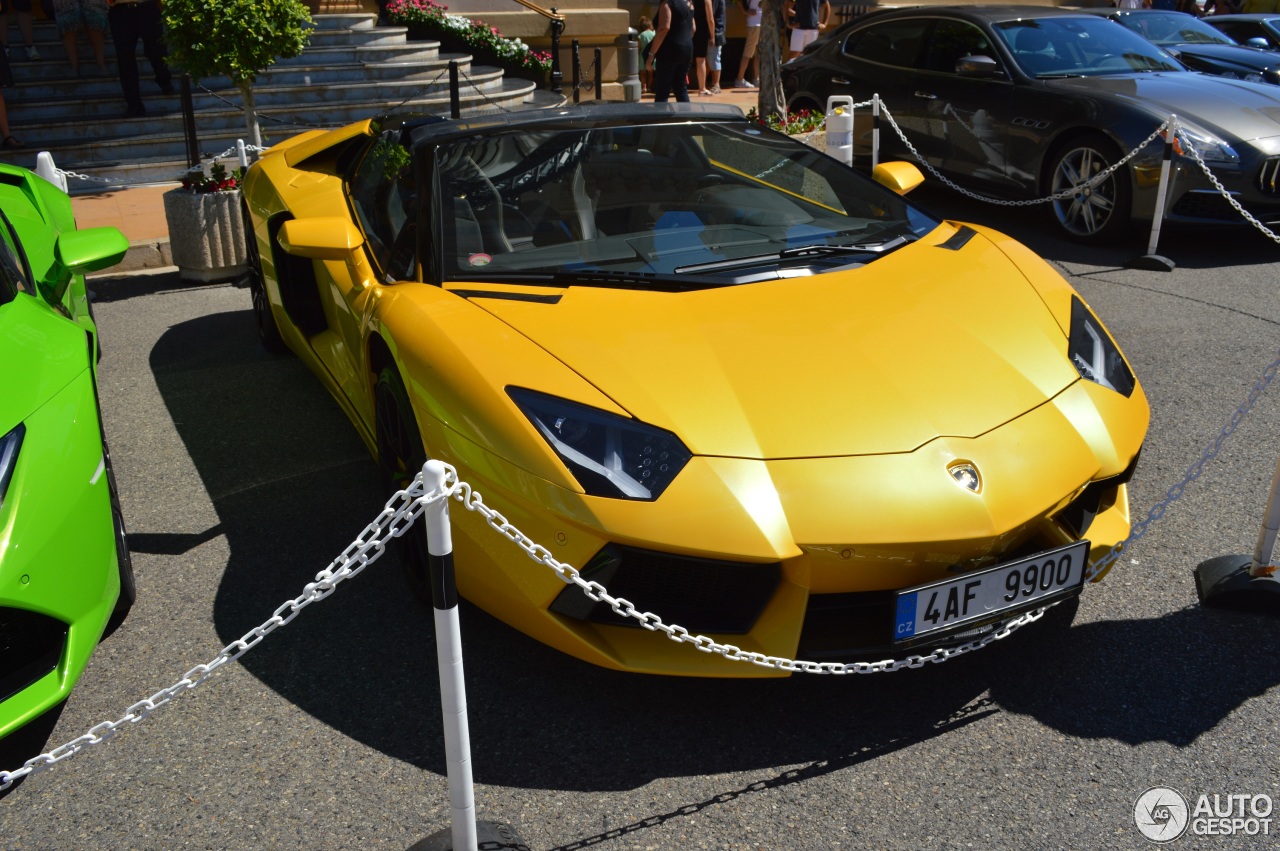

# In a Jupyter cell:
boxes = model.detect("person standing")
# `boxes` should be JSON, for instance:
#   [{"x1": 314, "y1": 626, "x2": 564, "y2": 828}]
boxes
[
  {"x1": 691, "y1": 0, "x2": 713, "y2": 94},
  {"x1": 636, "y1": 15, "x2": 655, "y2": 94},
  {"x1": 53, "y1": 0, "x2": 108, "y2": 77},
  {"x1": 0, "y1": 0, "x2": 39, "y2": 61},
  {"x1": 732, "y1": 0, "x2": 761, "y2": 88},
  {"x1": 646, "y1": 0, "x2": 695, "y2": 103},
  {"x1": 106, "y1": 0, "x2": 172, "y2": 118},
  {"x1": 705, "y1": 0, "x2": 725, "y2": 93},
  {"x1": 785, "y1": 0, "x2": 829, "y2": 61}
]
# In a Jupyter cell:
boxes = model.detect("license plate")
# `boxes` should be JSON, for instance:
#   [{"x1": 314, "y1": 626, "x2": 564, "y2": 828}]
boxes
[{"x1": 893, "y1": 540, "x2": 1089, "y2": 642}]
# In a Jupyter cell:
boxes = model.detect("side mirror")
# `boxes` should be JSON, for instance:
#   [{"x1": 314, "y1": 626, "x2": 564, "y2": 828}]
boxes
[
  {"x1": 278, "y1": 218, "x2": 365, "y2": 260},
  {"x1": 1247, "y1": 37, "x2": 1271, "y2": 49},
  {"x1": 955, "y1": 54, "x2": 1002, "y2": 78},
  {"x1": 55, "y1": 226, "x2": 129, "y2": 274},
  {"x1": 872, "y1": 161, "x2": 925, "y2": 195},
  {"x1": 48, "y1": 226, "x2": 129, "y2": 302}
]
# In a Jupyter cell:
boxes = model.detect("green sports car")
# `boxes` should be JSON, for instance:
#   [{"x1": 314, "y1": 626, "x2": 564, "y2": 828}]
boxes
[{"x1": 0, "y1": 164, "x2": 131, "y2": 769}]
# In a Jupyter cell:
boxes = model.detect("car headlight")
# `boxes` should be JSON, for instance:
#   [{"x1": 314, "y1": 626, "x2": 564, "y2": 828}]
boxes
[
  {"x1": 508, "y1": 388, "x2": 691, "y2": 500},
  {"x1": 1069, "y1": 297, "x2": 1135, "y2": 397},
  {"x1": 0, "y1": 423, "x2": 25, "y2": 513},
  {"x1": 1173, "y1": 123, "x2": 1240, "y2": 165}
]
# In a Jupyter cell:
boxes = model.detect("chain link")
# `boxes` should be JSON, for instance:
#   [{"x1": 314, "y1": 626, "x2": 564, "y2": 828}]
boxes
[
  {"x1": 1180, "y1": 137, "x2": 1280, "y2": 245},
  {"x1": 0, "y1": 477, "x2": 446, "y2": 793}
]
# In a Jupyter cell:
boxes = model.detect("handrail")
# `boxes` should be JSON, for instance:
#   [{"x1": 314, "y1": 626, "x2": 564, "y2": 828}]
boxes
[{"x1": 510, "y1": 0, "x2": 565, "y2": 22}]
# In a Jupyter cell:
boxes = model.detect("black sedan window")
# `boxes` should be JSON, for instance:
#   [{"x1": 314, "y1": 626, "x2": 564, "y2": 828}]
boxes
[
  {"x1": 842, "y1": 19, "x2": 928, "y2": 69},
  {"x1": 996, "y1": 17, "x2": 1182, "y2": 77},
  {"x1": 919, "y1": 19, "x2": 1001, "y2": 74},
  {"x1": 1118, "y1": 12, "x2": 1237, "y2": 46}
]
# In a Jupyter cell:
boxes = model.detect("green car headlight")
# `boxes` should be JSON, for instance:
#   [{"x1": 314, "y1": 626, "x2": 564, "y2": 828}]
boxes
[
  {"x1": 508, "y1": 388, "x2": 691, "y2": 500},
  {"x1": 0, "y1": 422, "x2": 24, "y2": 512},
  {"x1": 1069, "y1": 297, "x2": 1135, "y2": 397}
]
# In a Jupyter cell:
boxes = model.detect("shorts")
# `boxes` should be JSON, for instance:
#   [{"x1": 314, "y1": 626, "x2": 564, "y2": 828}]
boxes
[
  {"x1": 742, "y1": 25, "x2": 761, "y2": 58},
  {"x1": 790, "y1": 28, "x2": 819, "y2": 53},
  {"x1": 706, "y1": 42, "x2": 721, "y2": 71},
  {"x1": 0, "y1": 0, "x2": 34, "y2": 13}
]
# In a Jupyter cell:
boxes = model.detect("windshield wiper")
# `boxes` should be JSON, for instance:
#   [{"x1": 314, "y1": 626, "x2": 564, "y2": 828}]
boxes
[{"x1": 673, "y1": 235, "x2": 914, "y2": 274}]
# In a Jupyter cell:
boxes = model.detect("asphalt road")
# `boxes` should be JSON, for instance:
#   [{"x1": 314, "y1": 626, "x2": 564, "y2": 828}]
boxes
[{"x1": 2, "y1": 195, "x2": 1279, "y2": 851}]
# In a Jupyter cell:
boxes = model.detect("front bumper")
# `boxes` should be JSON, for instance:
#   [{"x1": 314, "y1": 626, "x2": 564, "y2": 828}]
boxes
[
  {"x1": 0, "y1": 370, "x2": 119, "y2": 741},
  {"x1": 431, "y1": 377, "x2": 1147, "y2": 677}
]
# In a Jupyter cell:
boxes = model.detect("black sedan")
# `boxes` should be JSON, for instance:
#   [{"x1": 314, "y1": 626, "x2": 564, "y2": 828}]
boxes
[
  {"x1": 1204, "y1": 13, "x2": 1280, "y2": 52},
  {"x1": 1096, "y1": 9, "x2": 1280, "y2": 85},
  {"x1": 782, "y1": 5, "x2": 1280, "y2": 242}
]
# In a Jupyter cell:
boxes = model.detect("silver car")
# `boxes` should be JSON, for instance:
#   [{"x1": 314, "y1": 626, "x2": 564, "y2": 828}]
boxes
[{"x1": 782, "y1": 5, "x2": 1280, "y2": 242}]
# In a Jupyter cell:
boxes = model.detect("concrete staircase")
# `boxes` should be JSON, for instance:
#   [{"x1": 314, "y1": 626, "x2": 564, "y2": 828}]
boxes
[{"x1": 0, "y1": 13, "x2": 564, "y2": 189}]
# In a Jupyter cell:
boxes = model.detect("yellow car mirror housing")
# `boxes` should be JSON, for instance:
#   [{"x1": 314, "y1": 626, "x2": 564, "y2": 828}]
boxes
[
  {"x1": 278, "y1": 218, "x2": 365, "y2": 260},
  {"x1": 872, "y1": 161, "x2": 925, "y2": 195}
]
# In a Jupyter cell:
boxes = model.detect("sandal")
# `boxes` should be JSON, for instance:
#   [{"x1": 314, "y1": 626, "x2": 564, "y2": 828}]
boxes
[{"x1": 3, "y1": 135, "x2": 22, "y2": 149}]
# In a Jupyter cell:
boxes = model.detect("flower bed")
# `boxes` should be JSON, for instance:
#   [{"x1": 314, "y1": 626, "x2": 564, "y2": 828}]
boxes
[{"x1": 385, "y1": 0, "x2": 552, "y2": 82}]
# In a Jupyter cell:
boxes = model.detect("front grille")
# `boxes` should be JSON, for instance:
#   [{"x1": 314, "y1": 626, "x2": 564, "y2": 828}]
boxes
[
  {"x1": 1055, "y1": 449, "x2": 1141, "y2": 539},
  {"x1": 1171, "y1": 190, "x2": 1243, "y2": 221},
  {"x1": 1259, "y1": 157, "x2": 1280, "y2": 195},
  {"x1": 0, "y1": 607, "x2": 68, "y2": 703},
  {"x1": 549, "y1": 545, "x2": 780, "y2": 634}
]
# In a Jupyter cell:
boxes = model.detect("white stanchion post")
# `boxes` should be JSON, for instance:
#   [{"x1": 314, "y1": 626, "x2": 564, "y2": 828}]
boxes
[
  {"x1": 1194, "y1": 452, "x2": 1280, "y2": 613},
  {"x1": 825, "y1": 96, "x2": 854, "y2": 167},
  {"x1": 871, "y1": 93, "x2": 880, "y2": 171},
  {"x1": 34, "y1": 151, "x2": 68, "y2": 193},
  {"x1": 237, "y1": 139, "x2": 249, "y2": 171},
  {"x1": 1250, "y1": 455, "x2": 1280, "y2": 578},
  {"x1": 1125, "y1": 115, "x2": 1177, "y2": 272},
  {"x1": 422, "y1": 460, "x2": 478, "y2": 851}
]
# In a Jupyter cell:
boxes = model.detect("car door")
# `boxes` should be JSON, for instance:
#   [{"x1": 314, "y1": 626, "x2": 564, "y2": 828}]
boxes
[
  {"x1": 829, "y1": 17, "x2": 929, "y2": 159},
  {"x1": 906, "y1": 17, "x2": 1020, "y2": 191},
  {"x1": 308, "y1": 134, "x2": 418, "y2": 429}
]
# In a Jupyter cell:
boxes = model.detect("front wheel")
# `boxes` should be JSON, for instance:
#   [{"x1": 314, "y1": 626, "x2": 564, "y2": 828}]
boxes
[
  {"x1": 243, "y1": 200, "x2": 286, "y2": 354},
  {"x1": 1047, "y1": 134, "x2": 1132, "y2": 244},
  {"x1": 374, "y1": 366, "x2": 432, "y2": 606}
]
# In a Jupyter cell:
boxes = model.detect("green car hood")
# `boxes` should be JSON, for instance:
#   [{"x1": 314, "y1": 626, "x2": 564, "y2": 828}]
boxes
[{"x1": 0, "y1": 293, "x2": 91, "y2": 432}]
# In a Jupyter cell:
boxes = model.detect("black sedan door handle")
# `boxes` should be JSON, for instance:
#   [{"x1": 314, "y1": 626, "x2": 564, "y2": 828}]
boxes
[
  {"x1": 833, "y1": 76, "x2": 851, "y2": 84},
  {"x1": 913, "y1": 90, "x2": 937, "y2": 99}
]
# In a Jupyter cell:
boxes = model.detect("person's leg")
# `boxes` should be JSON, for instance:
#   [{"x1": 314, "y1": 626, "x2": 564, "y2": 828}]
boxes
[
  {"x1": 88, "y1": 28, "x2": 106, "y2": 73},
  {"x1": 137, "y1": 1, "x2": 172, "y2": 92},
  {"x1": 708, "y1": 43, "x2": 721, "y2": 92},
  {"x1": 13, "y1": 0, "x2": 34, "y2": 57},
  {"x1": 62, "y1": 29, "x2": 78, "y2": 74},
  {"x1": 110, "y1": 7, "x2": 145, "y2": 114}
]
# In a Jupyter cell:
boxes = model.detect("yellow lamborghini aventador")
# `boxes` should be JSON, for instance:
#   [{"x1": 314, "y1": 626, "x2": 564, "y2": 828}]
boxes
[{"x1": 241, "y1": 103, "x2": 1148, "y2": 677}]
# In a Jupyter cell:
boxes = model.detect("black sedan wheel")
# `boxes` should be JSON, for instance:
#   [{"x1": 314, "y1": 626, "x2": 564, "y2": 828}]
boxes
[
  {"x1": 1048, "y1": 134, "x2": 1132, "y2": 244},
  {"x1": 242, "y1": 200, "x2": 286, "y2": 354},
  {"x1": 374, "y1": 366, "x2": 432, "y2": 606}
]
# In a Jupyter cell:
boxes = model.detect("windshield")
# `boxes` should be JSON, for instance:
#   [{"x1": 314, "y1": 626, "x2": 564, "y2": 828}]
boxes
[
  {"x1": 996, "y1": 16, "x2": 1183, "y2": 78},
  {"x1": 1114, "y1": 11, "x2": 1238, "y2": 46},
  {"x1": 432, "y1": 120, "x2": 938, "y2": 286}
]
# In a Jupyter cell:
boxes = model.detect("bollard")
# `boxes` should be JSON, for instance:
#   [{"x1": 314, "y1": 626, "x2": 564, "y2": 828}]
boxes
[
  {"x1": 550, "y1": 11, "x2": 564, "y2": 94},
  {"x1": 449, "y1": 60, "x2": 461, "y2": 119},
  {"x1": 236, "y1": 139, "x2": 249, "y2": 171},
  {"x1": 34, "y1": 151, "x2": 67, "y2": 192},
  {"x1": 180, "y1": 74, "x2": 200, "y2": 168},
  {"x1": 615, "y1": 33, "x2": 641, "y2": 102},
  {"x1": 595, "y1": 47, "x2": 603, "y2": 100},
  {"x1": 572, "y1": 39, "x2": 581, "y2": 104},
  {"x1": 826, "y1": 95, "x2": 853, "y2": 167},
  {"x1": 410, "y1": 461, "x2": 531, "y2": 851},
  {"x1": 1193, "y1": 453, "x2": 1280, "y2": 615},
  {"x1": 871, "y1": 93, "x2": 881, "y2": 171},
  {"x1": 1126, "y1": 113, "x2": 1177, "y2": 272}
]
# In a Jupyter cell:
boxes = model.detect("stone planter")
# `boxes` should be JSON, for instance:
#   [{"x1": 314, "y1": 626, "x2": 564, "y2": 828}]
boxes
[{"x1": 162, "y1": 188, "x2": 247, "y2": 283}]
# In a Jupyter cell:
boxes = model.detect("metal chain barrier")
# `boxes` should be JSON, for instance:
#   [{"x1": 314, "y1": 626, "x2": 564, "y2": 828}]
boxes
[
  {"x1": 4, "y1": 346, "x2": 1277, "y2": 790},
  {"x1": 0, "y1": 475, "x2": 441, "y2": 793},
  {"x1": 1180, "y1": 138, "x2": 1280, "y2": 245}
]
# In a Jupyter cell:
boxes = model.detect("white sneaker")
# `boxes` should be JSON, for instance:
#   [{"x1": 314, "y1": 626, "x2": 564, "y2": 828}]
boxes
[
  {"x1": 25, "y1": 45, "x2": 40, "y2": 60},
  {"x1": 733, "y1": 79, "x2": 755, "y2": 88}
]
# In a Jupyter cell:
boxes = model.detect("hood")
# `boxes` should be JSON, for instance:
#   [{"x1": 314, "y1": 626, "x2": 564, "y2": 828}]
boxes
[
  {"x1": 1168, "y1": 42, "x2": 1280, "y2": 73},
  {"x1": 0, "y1": 294, "x2": 89, "y2": 433},
  {"x1": 1048, "y1": 72, "x2": 1280, "y2": 142},
  {"x1": 465, "y1": 229, "x2": 1081, "y2": 459}
]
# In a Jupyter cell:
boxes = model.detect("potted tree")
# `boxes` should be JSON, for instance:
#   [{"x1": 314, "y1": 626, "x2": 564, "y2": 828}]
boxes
[
  {"x1": 162, "y1": 161, "x2": 249, "y2": 282},
  {"x1": 162, "y1": 0, "x2": 313, "y2": 149}
]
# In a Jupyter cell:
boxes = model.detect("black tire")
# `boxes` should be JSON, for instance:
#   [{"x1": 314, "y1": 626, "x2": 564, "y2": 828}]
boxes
[
  {"x1": 101, "y1": 441, "x2": 134, "y2": 639},
  {"x1": 243, "y1": 200, "x2": 287, "y2": 354},
  {"x1": 1046, "y1": 134, "x2": 1132, "y2": 244},
  {"x1": 374, "y1": 366, "x2": 432, "y2": 606}
]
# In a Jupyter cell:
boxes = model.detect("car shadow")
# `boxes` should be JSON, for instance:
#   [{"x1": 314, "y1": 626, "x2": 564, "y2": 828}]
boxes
[{"x1": 147, "y1": 307, "x2": 1280, "y2": 796}]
